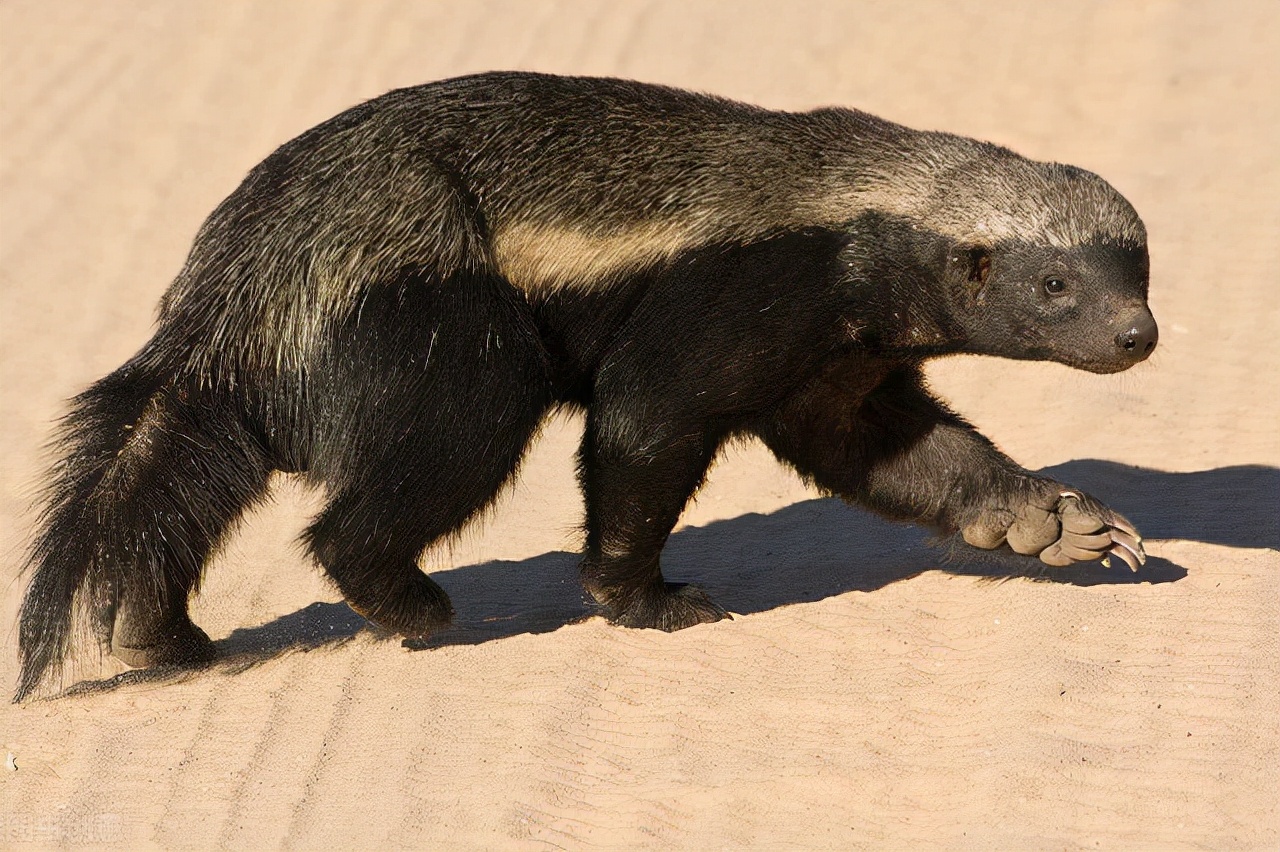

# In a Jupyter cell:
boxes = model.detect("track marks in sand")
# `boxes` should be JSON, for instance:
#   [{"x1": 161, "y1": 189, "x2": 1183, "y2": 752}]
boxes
[
  {"x1": 209, "y1": 660, "x2": 313, "y2": 851},
  {"x1": 147, "y1": 653, "x2": 319, "y2": 848},
  {"x1": 276, "y1": 652, "x2": 366, "y2": 850}
]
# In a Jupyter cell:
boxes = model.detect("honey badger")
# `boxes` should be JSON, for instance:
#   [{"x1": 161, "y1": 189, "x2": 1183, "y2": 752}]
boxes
[{"x1": 15, "y1": 71, "x2": 1158, "y2": 700}]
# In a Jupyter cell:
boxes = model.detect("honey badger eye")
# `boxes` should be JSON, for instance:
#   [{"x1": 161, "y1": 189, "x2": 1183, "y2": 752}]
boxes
[{"x1": 1043, "y1": 278, "x2": 1067, "y2": 295}]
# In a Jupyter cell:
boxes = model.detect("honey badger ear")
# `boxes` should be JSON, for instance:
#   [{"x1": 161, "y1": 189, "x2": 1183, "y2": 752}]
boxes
[{"x1": 947, "y1": 244, "x2": 991, "y2": 304}]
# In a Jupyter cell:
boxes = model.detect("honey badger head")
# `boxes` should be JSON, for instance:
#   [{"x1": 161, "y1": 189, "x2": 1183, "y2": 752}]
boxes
[
  {"x1": 944, "y1": 232, "x2": 1155, "y2": 374},
  {"x1": 909, "y1": 152, "x2": 1156, "y2": 374}
]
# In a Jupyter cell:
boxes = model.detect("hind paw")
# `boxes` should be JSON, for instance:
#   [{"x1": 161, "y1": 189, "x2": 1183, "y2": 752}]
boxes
[
  {"x1": 345, "y1": 570, "x2": 454, "y2": 639},
  {"x1": 111, "y1": 618, "x2": 217, "y2": 669}
]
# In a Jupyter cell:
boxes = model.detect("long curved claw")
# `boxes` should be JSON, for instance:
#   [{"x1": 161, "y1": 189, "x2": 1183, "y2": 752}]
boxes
[
  {"x1": 1109, "y1": 528, "x2": 1146, "y2": 567},
  {"x1": 1109, "y1": 542, "x2": 1141, "y2": 571},
  {"x1": 1033, "y1": 488, "x2": 1147, "y2": 571}
]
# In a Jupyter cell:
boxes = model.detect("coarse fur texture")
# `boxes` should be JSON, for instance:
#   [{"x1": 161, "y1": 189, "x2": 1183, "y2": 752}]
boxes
[{"x1": 16, "y1": 72, "x2": 1157, "y2": 700}]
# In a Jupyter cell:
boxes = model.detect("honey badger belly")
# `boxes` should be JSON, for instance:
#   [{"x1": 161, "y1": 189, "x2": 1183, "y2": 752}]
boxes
[{"x1": 14, "y1": 71, "x2": 1157, "y2": 700}]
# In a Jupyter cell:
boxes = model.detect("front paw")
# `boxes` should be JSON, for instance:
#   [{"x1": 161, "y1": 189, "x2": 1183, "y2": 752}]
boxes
[{"x1": 963, "y1": 489, "x2": 1146, "y2": 570}]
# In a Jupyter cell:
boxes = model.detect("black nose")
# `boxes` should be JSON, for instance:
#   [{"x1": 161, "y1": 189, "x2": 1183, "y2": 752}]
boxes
[{"x1": 1115, "y1": 311, "x2": 1158, "y2": 360}]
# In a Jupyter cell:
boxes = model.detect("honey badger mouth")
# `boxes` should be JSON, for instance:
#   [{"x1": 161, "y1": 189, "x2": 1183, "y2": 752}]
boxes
[
  {"x1": 1046, "y1": 307, "x2": 1159, "y2": 374},
  {"x1": 1065, "y1": 292, "x2": 1160, "y2": 374}
]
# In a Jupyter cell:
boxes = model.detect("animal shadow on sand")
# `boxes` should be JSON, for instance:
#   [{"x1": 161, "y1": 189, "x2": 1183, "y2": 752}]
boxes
[{"x1": 62, "y1": 460, "x2": 1278, "y2": 697}]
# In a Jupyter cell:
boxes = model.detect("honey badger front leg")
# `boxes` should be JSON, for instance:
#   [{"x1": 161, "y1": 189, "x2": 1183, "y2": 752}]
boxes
[{"x1": 757, "y1": 366, "x2": 1146, "y2": 569}]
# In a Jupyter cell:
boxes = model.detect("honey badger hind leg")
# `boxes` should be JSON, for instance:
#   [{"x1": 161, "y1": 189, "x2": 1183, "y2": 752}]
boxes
[
  {"x1": 302, "y1": 266, "x2": 553, "y2": 639},
  {"x1": 103, "y1": 384, "x2": 276, "y2": 668}
]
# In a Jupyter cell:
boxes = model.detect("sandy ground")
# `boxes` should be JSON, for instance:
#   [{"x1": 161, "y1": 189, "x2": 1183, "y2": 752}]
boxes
[{"x1": 2, "y1": 2, "x2": 1277, "y2": 849}]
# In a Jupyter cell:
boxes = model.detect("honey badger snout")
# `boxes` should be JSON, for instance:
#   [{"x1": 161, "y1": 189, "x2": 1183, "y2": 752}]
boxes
[{"x1": 1114, "y1": 308, "x2": 1158, "y2": 362}]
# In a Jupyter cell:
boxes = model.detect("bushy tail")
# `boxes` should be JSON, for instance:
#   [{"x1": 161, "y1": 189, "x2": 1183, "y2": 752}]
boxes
[
  {"x1": 15, "y1": 345, "x2": 272, "y2": 701},
  {"x1": 15, "y1": 354, "x2": 171, "y2": 700}
]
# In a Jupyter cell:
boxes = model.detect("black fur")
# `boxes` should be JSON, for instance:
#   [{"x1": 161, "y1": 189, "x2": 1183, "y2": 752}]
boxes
[{"x1": 16, "y1": 72, "x2": 1156, "y2": 700}]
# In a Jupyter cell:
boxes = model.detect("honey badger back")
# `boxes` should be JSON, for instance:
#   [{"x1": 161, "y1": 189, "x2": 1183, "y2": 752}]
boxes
[{"x1": 16, "y1": 72, "x2": 1156, "y2": 700}]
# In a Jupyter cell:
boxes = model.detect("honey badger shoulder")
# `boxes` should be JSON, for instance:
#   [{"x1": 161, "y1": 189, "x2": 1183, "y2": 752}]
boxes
[{"x1": 14, "y1": 72, "x2": 1157, "y2": 700}]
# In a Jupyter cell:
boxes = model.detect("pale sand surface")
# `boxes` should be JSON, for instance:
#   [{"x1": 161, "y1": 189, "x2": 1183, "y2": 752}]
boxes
[{"x1": 1, "y1": 2, "x2": 1277, "y2": 849}]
